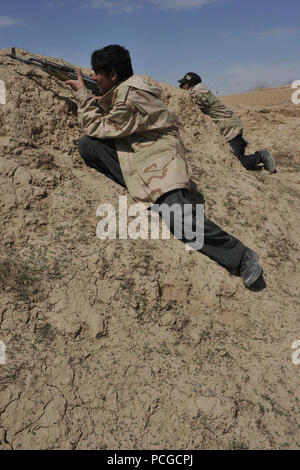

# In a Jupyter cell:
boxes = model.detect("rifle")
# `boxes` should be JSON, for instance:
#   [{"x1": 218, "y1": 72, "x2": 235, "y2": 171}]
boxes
[{"x1": 6, "y1": 47, "x2": 99, "y2": 94}]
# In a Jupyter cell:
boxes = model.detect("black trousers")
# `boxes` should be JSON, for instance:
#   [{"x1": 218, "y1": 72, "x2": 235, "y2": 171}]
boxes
[
  {"x1": 228, "y1": 133, "x2": 262, "y2": 170},
  {"x1": 78, "y1": 136, "x2": 246, "y2": 270},
  {"x1": 78, "y1": 136, "x2": 127, "y2": 188}
]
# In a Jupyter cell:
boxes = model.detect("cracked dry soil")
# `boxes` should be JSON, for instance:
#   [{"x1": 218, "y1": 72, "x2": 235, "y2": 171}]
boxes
[{"x1": 0, "y1": 49, "x2": 299, "y2": 450}]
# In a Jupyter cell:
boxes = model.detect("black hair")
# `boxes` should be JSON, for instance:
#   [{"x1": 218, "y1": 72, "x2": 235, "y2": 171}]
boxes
[{"x1": 91, "y1": 44, "x2": 133, "y2": 82}]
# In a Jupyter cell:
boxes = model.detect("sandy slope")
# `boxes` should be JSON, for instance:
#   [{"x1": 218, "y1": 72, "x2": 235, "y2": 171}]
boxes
[
  {"x1": 0, "y1": 49, "x2": 299, "y2": 450},
  {"x1": 221, "y1": 85, "x2": 293, "y2": 107}
]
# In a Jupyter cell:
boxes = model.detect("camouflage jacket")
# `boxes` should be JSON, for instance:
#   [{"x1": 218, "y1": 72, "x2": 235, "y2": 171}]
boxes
[
  {"x1": 76, "y1": 75, "x2": 190, "y2": 205},
  {"x1": 189, "y1": 83, "x2": 243, "y2": 141}
]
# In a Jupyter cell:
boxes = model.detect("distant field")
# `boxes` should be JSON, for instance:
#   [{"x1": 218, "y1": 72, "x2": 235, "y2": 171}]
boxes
[{"x1": 221, "y1": 85, "x2": 294, "y2": 107}]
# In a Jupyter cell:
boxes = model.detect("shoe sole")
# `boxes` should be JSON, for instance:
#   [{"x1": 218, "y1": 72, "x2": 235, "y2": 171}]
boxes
[
  {"x1": 243, "y1": 265, "x2": 263, "y2": 287},
  {"x1": 262, "y1": 150, "x2": 276, "y2": 173}
]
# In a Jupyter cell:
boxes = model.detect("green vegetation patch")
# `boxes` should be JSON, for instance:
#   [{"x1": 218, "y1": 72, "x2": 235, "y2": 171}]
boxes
[{"x1": 0, "y1": 255, "x2": 41, "y2": 301}]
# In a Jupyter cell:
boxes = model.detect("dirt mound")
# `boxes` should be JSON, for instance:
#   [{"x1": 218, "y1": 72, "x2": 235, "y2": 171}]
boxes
[
  {"x1": 0, "y1": 49, "x2": 299, "y2": 450},
  {"x1": 221, "y1": 85, "x2": 293, "y2": 107}
]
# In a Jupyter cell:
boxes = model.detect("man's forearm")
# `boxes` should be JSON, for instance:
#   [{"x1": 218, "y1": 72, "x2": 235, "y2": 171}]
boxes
[{"x1": 77, "y1": 87, "x2": 107, "y2": 133}]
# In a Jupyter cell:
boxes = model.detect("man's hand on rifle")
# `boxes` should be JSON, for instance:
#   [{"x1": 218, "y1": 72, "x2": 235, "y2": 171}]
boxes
[{"x1": 66, "y1": 69, "x2": 85, "y2": 91}]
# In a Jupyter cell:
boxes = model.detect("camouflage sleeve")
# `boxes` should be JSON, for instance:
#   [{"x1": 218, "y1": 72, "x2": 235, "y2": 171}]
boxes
[
  {"x1": 76, "y1": 86, "x2": 142, "y2": 139},
  {"x1": 76, "y1": 87, "x2": 105, "y2": 117},
  {"x1": 191, "y1": 93, "x2": 209, "y2": 113}
]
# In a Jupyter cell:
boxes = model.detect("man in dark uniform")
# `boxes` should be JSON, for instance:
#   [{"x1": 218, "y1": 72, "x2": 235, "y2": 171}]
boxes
[{"x1": 178, "y1": 72, "x2": 276, "y2": 173}]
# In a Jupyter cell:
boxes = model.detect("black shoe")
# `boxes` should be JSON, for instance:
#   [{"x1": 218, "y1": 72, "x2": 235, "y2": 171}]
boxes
[
  {"x1": 240, "y1": 248, "x2": 263, "y2": 288},
  {"x1": 259, "y1": 150, "x2": 276, "y2": 173}
]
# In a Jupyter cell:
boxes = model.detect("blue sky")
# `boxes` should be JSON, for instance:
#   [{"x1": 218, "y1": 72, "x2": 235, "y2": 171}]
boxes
[{"x1": 1, "y1": 0, "x2": 300, "y2": 94}]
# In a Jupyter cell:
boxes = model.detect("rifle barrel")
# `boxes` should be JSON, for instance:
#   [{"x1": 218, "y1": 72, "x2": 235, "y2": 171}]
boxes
[{"x1": 6, "y1": 48, "x2": 99, "y2": 94}]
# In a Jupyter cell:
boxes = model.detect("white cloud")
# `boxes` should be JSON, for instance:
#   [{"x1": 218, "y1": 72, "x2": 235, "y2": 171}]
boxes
[
  {"x1": 46, "y1": 2, "x2": 66, "y2": 8},
  {"x1": 82, "y1": 0, "x2": 228, "y2": 13},
  {"x1": 223, "y1": 27, "x2": 300, "y2": 42},
  {"x1": 149, "y1": 0, "x2": 219, "y2": 10},
  {"x1": 81, "y1": 0, "x2": 140, "y2": 13},
  {"x1": 212, "y1": 62, "x2": 299, "y2": 95},
  {"x1": 255, "y1": 27, "x2": 300, "y2": 39},
  {"x1": 0, "y1": 15, "x2": 24, "y2": 27}
]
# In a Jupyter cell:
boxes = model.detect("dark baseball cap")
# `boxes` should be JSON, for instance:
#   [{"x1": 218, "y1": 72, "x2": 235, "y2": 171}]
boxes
[{"x1": 178, "y1": 72, "x2": 202, "y2": 87}]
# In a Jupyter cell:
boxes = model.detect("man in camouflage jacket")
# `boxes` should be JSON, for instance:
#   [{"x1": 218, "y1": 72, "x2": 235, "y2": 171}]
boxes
[
  {"x1": 76, "y1": 74, "x2": 190, "y2": 205},
  {"x1": 178, "y1": 72, "x2": 276, "y2": 173},
  {"x1": 66, "y1": 45, "x2": 263, "y2": 288}
]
